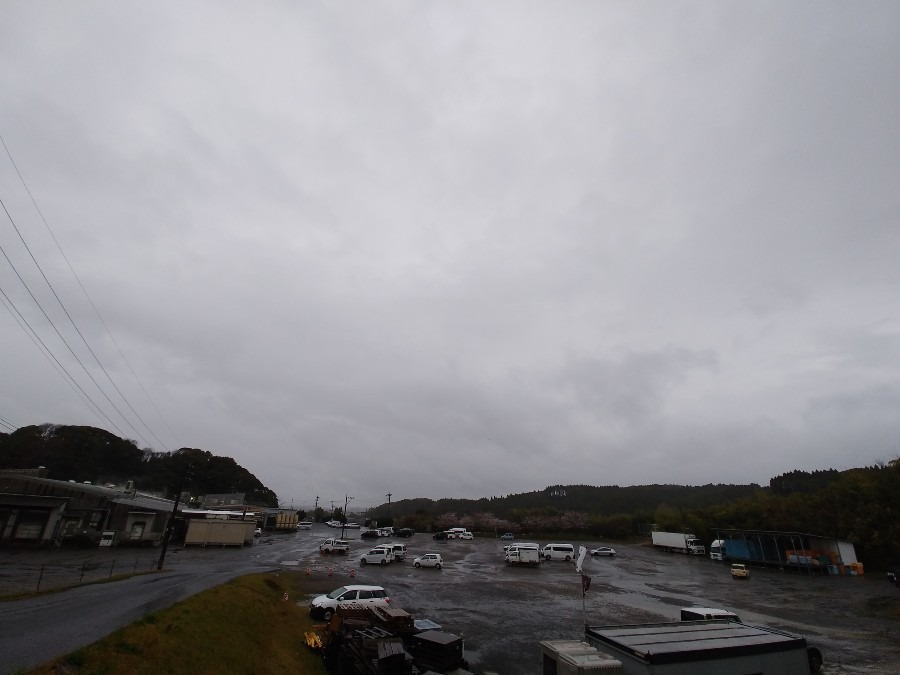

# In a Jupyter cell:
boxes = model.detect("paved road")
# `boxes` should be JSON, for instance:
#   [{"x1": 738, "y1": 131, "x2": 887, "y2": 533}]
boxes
[{"x1": 0, "y1": 530, "x2": 324, "y2": 674}]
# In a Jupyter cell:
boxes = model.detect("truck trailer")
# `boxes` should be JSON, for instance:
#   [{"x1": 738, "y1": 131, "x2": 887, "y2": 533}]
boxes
[{"x1": 651, "y1": 531, "x2": 706, "y2": 555}]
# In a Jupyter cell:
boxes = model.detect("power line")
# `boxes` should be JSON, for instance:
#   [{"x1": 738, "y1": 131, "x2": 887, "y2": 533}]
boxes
[
  {"x1": 0, "y1": 135, "x2": 177, "y2": 450},
  {"x1": 0, "y1": 282, "x2": 125, "y2": 433},
  {"x1": 0, "y1": 209, "x2": 144, "y2": 440},
  {"x1": 0, "y1": 288, "x2": 112, "y2": 428},
  {"x1": 0, "y1": 186, "x2": 160, "y2": 448}
]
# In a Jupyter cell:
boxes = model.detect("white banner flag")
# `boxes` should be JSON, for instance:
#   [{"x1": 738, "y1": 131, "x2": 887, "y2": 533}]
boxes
[{"x1": 576, "y1": 545, "x2": 587, "y2": 573}]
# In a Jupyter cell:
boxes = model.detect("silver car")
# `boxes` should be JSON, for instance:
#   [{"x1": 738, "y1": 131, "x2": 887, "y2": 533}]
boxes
[{"x1": 413, "y1": 553, "x2": 443, "y2": 569}]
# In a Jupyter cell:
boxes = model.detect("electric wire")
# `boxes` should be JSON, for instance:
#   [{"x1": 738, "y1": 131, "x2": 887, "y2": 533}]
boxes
[
  {"x1": 0, "y1": 283, "x2": 124, "y2": 432},
  {"x1": 0, "y1": 287, "x2": 109, "y2": 423},
  {"x1": 0, "y1": 134, "x2": 177, "y2": 450},
  {"x1": 0, "y1": 208, "x2": 142, "y2": 441},
  {"x1": 0, "y1": 198, "x2": 157, "y2": 449}
]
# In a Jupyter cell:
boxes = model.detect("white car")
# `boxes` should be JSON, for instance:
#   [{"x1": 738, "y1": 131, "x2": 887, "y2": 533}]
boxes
[
  {"x1": 309, "y1": 584, "x2": 390, "y2": 620},
  {"x1": 590, "y1": 546, "x2": 616, "y2": 557},
  {"x1": 360, "y1": 547, "x2": 392, "y2": 565},
  {"x1": 413, "y1": 553, "x2": 443, "y2": 569},
  {"x1": 458, "y1": 531, "x2": 473, "y2": 540}
]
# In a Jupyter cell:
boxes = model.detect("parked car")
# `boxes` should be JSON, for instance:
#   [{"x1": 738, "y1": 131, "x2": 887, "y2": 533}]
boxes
[
  {"x1": 887, "y1": 565, "x2": 899, "y2": 587},
  {"x1": 731, "y1": 563, "x2": 750, "y2": 579},
  {"x1": 413, "y1": 553, "x2": 443, "y2": 569},
  {"x1": 458, "y1": 531, "x2": 474, "y2": 540},
  {"x1": 500, "y1": 532, "x2": 515, "y2": 540},
  {"x1": 360, "y1": 547, "x2": 392, "y2": 565},
  {"x1": 542, "y1": 543, "x2": 575, "y2": 561},
  {"x1": 320, "y1": 538, "x2": 350, "y2": 554},
  {"x1": 445, "y1": 528, "x2": 468, "y2": 539},
  {"x1": 309, "y1": 584, "x2": 390, "y2": 621},
  {"x1": 395, "y1": 528, "x2": 414, "y2": 538},
  {"x1": 254, "y1": 528, "x2": 262, "y2": 537},
  {"x1": 432, "y1": 531, "x2": 448, "y2": 540},
  {"x1": 590, "y1": 546, "x2": 616, "y2": 557},
  {"x1": 360, "y1": 529, "x2": 380, "y2": 539}
]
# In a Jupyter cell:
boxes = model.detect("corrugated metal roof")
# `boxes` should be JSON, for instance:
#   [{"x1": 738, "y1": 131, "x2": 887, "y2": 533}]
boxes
[
  {"x1": 586, "y1": 621, "x2": 806, "y2": 665},
  {"x1": 110, "y1": 493, "x2": 177, "y2": 512}
]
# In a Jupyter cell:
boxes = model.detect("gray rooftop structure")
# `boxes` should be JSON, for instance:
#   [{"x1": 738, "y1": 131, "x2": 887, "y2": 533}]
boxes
[{"x1": 586, "y1": 621, "x2": 812, "y2": 674}]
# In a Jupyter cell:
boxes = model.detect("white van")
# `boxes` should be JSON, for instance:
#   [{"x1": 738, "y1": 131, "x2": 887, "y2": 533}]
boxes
[
  {"x1": 541, "y1": 543, "x2": 575, "y2": 561},
  {"x1": 383, "y1": 542, "x2": 407, "y2": 561},
  {"x1": 445, "y1": 528, "x2": 468, "y2": 539}
]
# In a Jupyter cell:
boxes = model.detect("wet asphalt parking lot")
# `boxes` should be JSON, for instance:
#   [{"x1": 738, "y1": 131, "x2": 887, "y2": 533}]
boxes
[
  {"x1": 3, "y1": 525, "x2": 899, "y2": 674},
  {"x1": 280, "y1": 527, "x2": 900, "y2": 674}
]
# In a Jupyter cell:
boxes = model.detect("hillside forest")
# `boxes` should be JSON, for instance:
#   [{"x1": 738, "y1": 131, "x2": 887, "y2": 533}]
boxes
[
  {"x1": 369, "y1": 465, "x2": 900, "y2": 571},
  {"x1": 0, "y1": 424, "x2": 278, "y2": 507},
  {"x1": 1, "y1": 424, "x2": 897, "y2": 570}
]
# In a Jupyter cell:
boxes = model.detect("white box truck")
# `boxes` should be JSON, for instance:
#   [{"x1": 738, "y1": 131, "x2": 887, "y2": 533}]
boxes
[
  {"x1": 651, "y1": 531, "x2": 706, "y2": 555},
  {"x1": 506, "y1": 547, "x2": 542, "y2": 566}
]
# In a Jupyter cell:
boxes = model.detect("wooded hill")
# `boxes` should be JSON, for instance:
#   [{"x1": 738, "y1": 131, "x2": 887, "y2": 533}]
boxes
[
  {"x1": 0, "y1": 424, "x2": 278, "y2": 507},
  {"x1": 370, "y1": 461, "x2": 900, "y2": 570},
  {"x1": 3, "y1": 424, "x2": 897, "y2": 569}
]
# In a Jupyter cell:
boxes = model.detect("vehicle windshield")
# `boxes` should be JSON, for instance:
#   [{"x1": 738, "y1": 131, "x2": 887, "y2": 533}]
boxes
[{"x1": 326, "y1": 586, "x2": 349, "y2": 599}]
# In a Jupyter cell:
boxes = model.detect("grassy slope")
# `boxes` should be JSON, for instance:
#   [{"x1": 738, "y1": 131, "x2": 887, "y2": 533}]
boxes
[{"x1": 27, "y1": 573, "x2": 333, "y2": 675}]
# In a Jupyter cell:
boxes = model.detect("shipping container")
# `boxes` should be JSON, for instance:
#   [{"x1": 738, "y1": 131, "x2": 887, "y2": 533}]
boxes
[{"x1": 184, "y1": 519, "x2": 255, "y2": 547}]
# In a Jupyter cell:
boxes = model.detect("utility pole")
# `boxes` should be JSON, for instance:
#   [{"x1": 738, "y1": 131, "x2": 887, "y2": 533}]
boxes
[
  {"x1": 386, "y1": 492, "x2": 392, "y2": 522},
  {"x1": 314, "y1": 495, "x2": 319, "y2": 522},
  {"x1": 341, "y1": 494, "x2": 354, "y2": 538},
  {"x1": 157, "y1": 463, "x2": 191, "y2": 571}
]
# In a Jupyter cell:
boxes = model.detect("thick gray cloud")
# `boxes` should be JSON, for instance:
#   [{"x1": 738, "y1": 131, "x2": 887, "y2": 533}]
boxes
[{"x1": 1, "y1": 2, "x2": 898, "y2": 509}]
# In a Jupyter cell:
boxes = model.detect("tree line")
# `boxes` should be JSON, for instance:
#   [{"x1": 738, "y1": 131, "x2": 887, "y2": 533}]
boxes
[
  {"x1": 0, "y1": 424, "x2": 278, "y2": 507},
  {"x1": 3, "y1": 424, "x2": 897, "y2": 569},
  {"x1": 374, "y1": 461, "x2": 900, "y2": 570}
]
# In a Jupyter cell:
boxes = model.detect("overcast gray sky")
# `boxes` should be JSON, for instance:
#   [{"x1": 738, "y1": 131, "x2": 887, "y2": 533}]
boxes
[{"x1": 1, "y1": 2, "x2": 898, "y2": 510}]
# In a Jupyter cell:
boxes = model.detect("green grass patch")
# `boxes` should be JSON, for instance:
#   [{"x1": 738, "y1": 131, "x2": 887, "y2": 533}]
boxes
[{"x1": 27, "y1": 572, "x2": 334, "y2": 675}]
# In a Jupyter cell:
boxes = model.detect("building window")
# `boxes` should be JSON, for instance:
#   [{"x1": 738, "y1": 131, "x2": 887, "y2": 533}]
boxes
[{"x1": 130, "y1": 522, "x2": 146, "y2": 540}]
